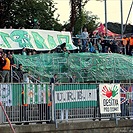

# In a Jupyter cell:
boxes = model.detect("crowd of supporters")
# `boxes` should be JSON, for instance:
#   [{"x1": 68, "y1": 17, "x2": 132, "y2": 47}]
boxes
[
  {"x1": 72, "y1": 28, "x2": 133, "y2": 56},
  {"x1": 0, "y1": 27, "x2": 133, "y2": 83}
]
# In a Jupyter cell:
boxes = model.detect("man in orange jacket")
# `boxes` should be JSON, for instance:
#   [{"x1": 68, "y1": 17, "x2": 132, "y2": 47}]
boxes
[
  {"x1": 2, "y1": 53, "x2": 10, "y2": 83},
  {"x1": 129, "y1": 34, "x2": 133, "y2": 55}
]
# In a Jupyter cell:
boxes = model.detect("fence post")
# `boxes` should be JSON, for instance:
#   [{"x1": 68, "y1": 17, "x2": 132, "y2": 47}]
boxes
[
  {"x1": 0, "y1": 105, "x2": 2, "y2": 124},
  {"x1": 51, "y1": 83, "x2": 55, "y2": 122}
]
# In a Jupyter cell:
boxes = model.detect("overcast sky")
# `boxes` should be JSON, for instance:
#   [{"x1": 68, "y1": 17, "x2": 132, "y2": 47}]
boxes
[{"x1": 53, "y1": 0, "x2": 133, "y2": 24}]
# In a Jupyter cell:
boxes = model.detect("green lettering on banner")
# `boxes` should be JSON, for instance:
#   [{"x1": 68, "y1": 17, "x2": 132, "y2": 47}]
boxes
[
  {"x1": 48, "y1": 35, "x2": 57, "y2": 49},
  {"x1": 10, "y1": 30, "x2": 33, "y2": 48},
  {"x1": 0, "y1": 32, "x2": 11, "y2": 48},
  {"x1": 57, "y1": 35, "x2": 73, "y2": 50},
  {"x1": 31, "y1": 31, "x2": 48, "y2": 49}
]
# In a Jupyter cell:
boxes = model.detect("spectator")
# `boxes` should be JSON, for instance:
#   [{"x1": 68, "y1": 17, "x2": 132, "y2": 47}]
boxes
[
  {"x1": 70, "y1": 74, "x2": 77, "y2": 83},
  {"x1": 100, "y1": 37, "x2": 106, "y2": 53},
  {"x1": 50, "y1": 74, "x2": 59, "y2": 85},
  {"x1": 107, "y1": 47, "x2": 112, "y2": 53},
  {"x1": 110, "y1": 38, "x2": 118, "y2": 53},
  {"x1": 32, "y1": 50, "x2": 36, "y2": 55},
  {"x1": 95, "y1": 32, "x2": 100, "y2": 39},
  {"x1": 10, "y1": 26, "x2": 13, "y2": 29},
  {"x1": 17, "y1": 64, "x2": 24, "y2": 82},
  {"x1": 95, "y1": 46, "x2": 99, "y2": 53},
  {"x1": 28, "y1": 52, "x2": 32, "y2": 56},
  {"x1": 121, "y1": 35, "x2": 128, "y2": 54},
  {"x1": 0, "y1": 53, "x2": 6, "y2": 82},
  {"x1": 97, "y1": 39, "x2": 102, "y2": 53},
  {"x1": 88, "y1": 38, "x2": 93, "y2": 50},
  {"x1": 22, "y1": 48, "x2": 27, "y2": 55},
  {"x1": 7, "y1": 51, "x2": 11, "y2": 58},
  {"x1": 2, "y1": 53, "x2": 11, "y2": 83},
  {"x1": 81, "y1": 28, "x2": 89, "y2": 51},
  {"x1": 119, "y1": 50, "x2": 123, "y2": 54},
  {"x1": 0, "y1": 48, "x2": 3, "y2": 55},
  {"x1": 62, "y1": 47, "x2": 70, "y2": 54},
  {"x1": 129, "y1": 34, "x2": 133, "y2": 55},
  {"x1": 90, "y1": 43, "x2": 96, "y2": 53},
  {"x1": 77, "y1": 39, "x2": 82, "y2": 53},
  {"x1": 8, "y1": 54, "x2": 16, "y2": 68}
]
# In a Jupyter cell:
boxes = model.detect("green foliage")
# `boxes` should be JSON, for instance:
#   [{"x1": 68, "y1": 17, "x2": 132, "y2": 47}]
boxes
[
  {"x1": 73, "y1": 10, "x2": 99, "y2": 35},
  {"x1": 81, "y1": 11, "x2": 99, "y2": 33},
  {"x1": 0, "y1": 0, "x2": 62, "y2": 30}
]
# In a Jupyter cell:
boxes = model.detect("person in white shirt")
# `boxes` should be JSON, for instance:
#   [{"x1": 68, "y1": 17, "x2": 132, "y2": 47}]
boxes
[{"x1": 82, "y1": 28, "x2": 89, "y2": 51}]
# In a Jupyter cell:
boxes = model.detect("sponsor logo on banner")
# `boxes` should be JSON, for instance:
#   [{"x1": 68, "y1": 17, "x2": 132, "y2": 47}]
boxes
[{"x1": 99, "y1": 84, "x2": 121, "y2": 114}]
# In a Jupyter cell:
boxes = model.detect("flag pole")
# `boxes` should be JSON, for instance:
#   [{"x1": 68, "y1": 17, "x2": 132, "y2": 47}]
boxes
[
  {"x1": 120, "y1": 0, "x2": 123, "y2": 38},
  {"x1": 104, "y1": 0, "x2": 107, "y2": 35}
]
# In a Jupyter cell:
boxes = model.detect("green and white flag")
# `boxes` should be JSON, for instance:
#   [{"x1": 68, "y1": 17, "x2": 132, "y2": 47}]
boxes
[
  {"x1": 0, "y1": 84, "x2": 49, "y2": 106},
  {"x1": 23, "y1": 84, "x2": 48, "y2": 104}
]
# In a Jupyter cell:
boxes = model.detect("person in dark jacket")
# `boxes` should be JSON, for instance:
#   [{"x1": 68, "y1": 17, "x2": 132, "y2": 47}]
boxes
[
  {"x1": 50, "y1": 74, "x2": 59, "y2": 85},
  {"x1": 0, "y1": 53, "x2": 6, "y2": 82},
  {"x1": 17, "y1": 64, "x2": 27, "y2": 82}
]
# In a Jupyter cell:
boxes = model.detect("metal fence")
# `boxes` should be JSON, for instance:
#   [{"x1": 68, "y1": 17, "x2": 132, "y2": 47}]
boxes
[
  {"x1": 53, "y1": 83, "x2": 133, "y2": 124},
  {"x1": 0, "y1": 83, "x2": 51, "y2": 124},
  {"x1": 0, "y1": 83, "x2": 132, "y2": 125}
]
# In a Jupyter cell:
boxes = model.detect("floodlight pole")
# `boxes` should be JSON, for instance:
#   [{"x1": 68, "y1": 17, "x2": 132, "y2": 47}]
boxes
[
  {"x1": 123, "y1": 0, "x2": 133, "y2": 33},
  {"x1": 104, "y1": 0, "x2": 107, "y2": 35},
  {"x1": 120, "y1": 0, "x2": 123, "y2": 38}
]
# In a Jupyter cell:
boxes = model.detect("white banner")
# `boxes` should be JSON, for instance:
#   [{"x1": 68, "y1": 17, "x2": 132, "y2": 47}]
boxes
[
  {"x1": 0, "y1": 29, "x2": 77, "y2": 50},
  {"x1": 55, "y1": 89, "x2": 97, "y2": 103},
  {"x1": 0, "y1": 84, "x2": 12, "y2": 106},
  {"x1": 99, "y1": 84, "x2": 121, "y2": 114}
]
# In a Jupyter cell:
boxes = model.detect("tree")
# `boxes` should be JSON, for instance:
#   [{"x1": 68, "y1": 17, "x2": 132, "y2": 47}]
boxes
[
  {"x1": 69, "y1": 0, "x2": 90, "y2": 32},
  {"x1": 69, "y1": 0, "x2": 99, "y2": 35},
  {"x1": 74, "y1": 10, "x2": 99, "y2": 35},
  {"x1": 0, "y1": 0, "x2": 62, "y2": 30}
]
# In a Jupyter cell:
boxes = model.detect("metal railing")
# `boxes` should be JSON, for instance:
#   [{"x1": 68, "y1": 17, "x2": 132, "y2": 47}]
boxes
[
  {"x1": 0, "y1": 83, "x2": 51, "y2": 124},
  {"x1": 0, "y1": 83, "x2": 132, "y2": 127},
  {"x1": 53, "y1": 83, "x2": 133, "y2": 126},
  {"x1": 72, "y1": 37, "x2": 127, "y2": 55},
  {"x1": 0, "y1": 66, "x2": 43, "y2": 83}
]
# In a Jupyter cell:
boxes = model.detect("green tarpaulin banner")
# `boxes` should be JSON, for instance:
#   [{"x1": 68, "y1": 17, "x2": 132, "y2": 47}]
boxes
[{"x1": 0, "y1": 29, "x2": 77, "y2": 50}]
